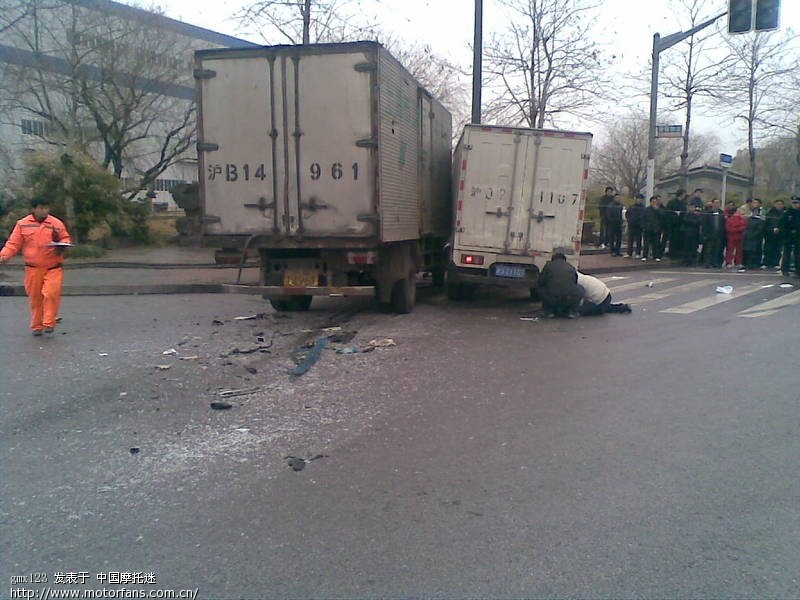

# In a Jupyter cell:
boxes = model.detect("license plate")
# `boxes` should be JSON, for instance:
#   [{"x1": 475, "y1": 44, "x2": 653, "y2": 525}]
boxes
[
  {"x1": 283, "y1": 269, "x2": 318, "y2": 287},
  {"x1": 495, "y1": 264, "x2": 525, "y2": 279}
]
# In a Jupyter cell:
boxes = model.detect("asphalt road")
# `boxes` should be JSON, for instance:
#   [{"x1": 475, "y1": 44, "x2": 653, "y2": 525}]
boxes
[{"x1": 1, "y1": 270, "x2": 798, "y2": 599}]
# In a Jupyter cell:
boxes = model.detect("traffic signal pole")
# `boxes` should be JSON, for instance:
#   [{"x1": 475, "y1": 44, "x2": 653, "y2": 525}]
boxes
[{"x1": 645, "y1": 12, "x2": 726, "y2": 200}]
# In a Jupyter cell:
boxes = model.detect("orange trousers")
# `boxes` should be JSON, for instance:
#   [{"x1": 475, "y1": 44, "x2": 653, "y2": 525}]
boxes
[{"x1": 24, "y1": 266, "x2": 63, "y2": 331}]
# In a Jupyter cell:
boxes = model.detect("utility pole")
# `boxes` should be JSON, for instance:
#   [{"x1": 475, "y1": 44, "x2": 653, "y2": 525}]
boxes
[
  {"x1": 645, "y1": 12, "x2": 725, "y2": 200},
  {"x1": 471, "y1": 0, "x2": 483, "y2": 124}
]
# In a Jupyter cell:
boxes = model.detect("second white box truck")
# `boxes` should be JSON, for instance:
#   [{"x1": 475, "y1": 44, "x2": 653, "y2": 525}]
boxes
[{"x1": 446, "y1": 124, "x2": 592, "y2": 299}]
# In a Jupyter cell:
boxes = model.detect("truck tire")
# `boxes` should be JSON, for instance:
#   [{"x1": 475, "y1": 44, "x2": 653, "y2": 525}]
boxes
[
  {"x1": 446, "y1": 280, "x2": 476, "y2": 301},
  {"x1": 270, "y1": 296, "x2": 312, "y2": 312},
  {"x1": 390, "y1": 269, "x2": 416, "y2": 314}
]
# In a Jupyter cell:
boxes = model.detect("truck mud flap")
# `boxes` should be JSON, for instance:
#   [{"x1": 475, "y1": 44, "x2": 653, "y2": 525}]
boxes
[{"x1": 223, "y1": 284, "x2": 375, "y2": 297}]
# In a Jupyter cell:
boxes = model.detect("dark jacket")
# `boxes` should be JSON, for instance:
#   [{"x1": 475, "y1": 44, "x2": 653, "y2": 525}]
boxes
[
  {"x1": 642, "y1": 206, "x2": 661, "y2": 233},
  {"x1": 626, "y1": 202, "x2": 645, "y2": 227},
  {"x1": 764, "y1": 207, "x2": 784, "y2": 240},
  {"x1": 605, "y1": 200, "x2": 624, "y2": 224},
  {"x1": 538, "y1": 258, "x2": 580, "y2": 298},
  {"x1": 744, "y1": 216, "x2": 765, "y2": 251},
  {"x1": 681, "y1": 210, "x2": 702, "y2": 234},
  {"x1": 598, "y1": 194, "x2": 614, "y2": 220},
  {"x1": 702, "y1": 210, "x2": 726, "y2": 240},
  {"x1": 781, "y1": 207, "x2": 800, "y2": 241}
]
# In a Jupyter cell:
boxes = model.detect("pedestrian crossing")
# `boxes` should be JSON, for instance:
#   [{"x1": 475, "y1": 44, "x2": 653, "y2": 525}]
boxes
[{"x1": 605, "y1": 273, "x2": 800, "y2": 318}]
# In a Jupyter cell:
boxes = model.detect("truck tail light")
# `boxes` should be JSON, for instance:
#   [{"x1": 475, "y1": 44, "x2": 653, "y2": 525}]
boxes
[{"x1": 460, "y1": 254, "x2": 484, "y2": 265}]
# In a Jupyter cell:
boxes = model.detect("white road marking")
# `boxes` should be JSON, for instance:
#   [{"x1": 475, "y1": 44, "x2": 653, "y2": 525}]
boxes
[
  {"x1": 660, "y1": 283, "x2": 766, "y2": 314},
  {"x1": 607, "y1": 277, "x2": 676, "y2": 294},
  {"x1": 737, "y1": 289, "x2": 800, "y2": 318},
  {"x1": 622, "y1": 279, "x2": 717, "y2": 304}
]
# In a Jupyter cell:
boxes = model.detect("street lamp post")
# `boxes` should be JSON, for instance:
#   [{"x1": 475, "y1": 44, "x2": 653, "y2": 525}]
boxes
[
  {"x1": 472, "y1": 0, "x2": 483, "y2": 125},
  {"x1": 645, "y1": 12, "x2": 726, "y2": 200}
]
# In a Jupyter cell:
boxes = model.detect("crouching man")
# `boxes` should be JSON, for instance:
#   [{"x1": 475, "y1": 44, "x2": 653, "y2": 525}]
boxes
[
  {"x1": 576, "y1": 271, "x2": 632, "y2": 316},
  {"x1": 537, "y1": 252, "x2": 584, "y2": 318}
]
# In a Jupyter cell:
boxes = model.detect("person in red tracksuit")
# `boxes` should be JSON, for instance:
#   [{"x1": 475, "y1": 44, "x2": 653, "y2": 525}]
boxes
[
  {"x1": 725, "y1": 206, "x2": 748, "y2": 269},
  {"x1": 0, "y1": 197, "x2": 72, "y2": 335}
]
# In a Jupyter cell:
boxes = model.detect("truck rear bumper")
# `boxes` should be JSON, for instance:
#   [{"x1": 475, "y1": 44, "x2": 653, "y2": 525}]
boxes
[
  {"x1": 448, "y1": 266, "x2": 538, "y2": 289},
  {"x1": 223, "y1": 284, "x2": 375, "y2": 297}
]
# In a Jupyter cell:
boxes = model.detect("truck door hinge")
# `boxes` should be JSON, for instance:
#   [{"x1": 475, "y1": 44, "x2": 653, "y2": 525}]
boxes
[
  {"x1": 355, "y1": 62, "x2": 377, "y2": 72},
  {"x1": 581, "y1": 153, "x2": 591, "y2": 160},
  {"x1": 193, "y1": 68, "x2": 216, "y2": 80},
  {"x1": 196, "y1": 142, "x2": 219, "y2": 152},
  {"x1": 356, "y1": 138, "x2": 378, "y2": 149}
]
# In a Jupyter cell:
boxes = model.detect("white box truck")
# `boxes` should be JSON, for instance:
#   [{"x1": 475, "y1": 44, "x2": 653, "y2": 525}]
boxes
[
  {"x1": 446, "y1": 125, "x2": 592, "y2": 299},
  {"x1": 194, "y1": 42, "x2": 452, "y2": 312}
]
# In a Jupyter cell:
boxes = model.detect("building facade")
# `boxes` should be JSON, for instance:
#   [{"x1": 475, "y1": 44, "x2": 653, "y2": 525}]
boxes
[
  {"x1": 657, "y1": 165, "x2": 752, "y2": 205},
  {"x1": 0, "y1": 0, "x2": 257, "y2": 209}
]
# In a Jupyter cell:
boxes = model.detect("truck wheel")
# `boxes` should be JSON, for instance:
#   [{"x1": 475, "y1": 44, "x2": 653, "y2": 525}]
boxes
[
  {"x1": 431, "y1": 266, "x2": 445, "y2": 287},
  {"x1": 390, "y1": 269, "x2": 416, "y2": 314},
  {"x1": 446, "y1": 281, "x2": 476, "y2": 301},
  {"x1": 270, "y1": 296, "x2": 312, "y2": 312}
]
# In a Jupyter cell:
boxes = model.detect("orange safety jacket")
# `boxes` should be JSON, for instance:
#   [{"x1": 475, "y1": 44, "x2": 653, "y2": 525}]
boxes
[{"x1": 0, "y1": 214, "x2": 72, "y2": 269}]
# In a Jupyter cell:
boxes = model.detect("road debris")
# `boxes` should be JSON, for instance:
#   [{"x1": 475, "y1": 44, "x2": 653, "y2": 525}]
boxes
[
  {"x1": 180, "y1": 355, "x2": 200, "y2": 361},
  {"x1": 285, "y1": 454, "x2": 329, "y2": 471},
  {"x1": 155, "y1": 364, "x2": 172, "y2": 370},
  {"x1": 335, "y1": 347, "x2": 360, "y2": 354},
  {"x1": 327, "y1": 330, "x2": 357, "y2": 344},
  {"x1": 218, "y1": 386, "x2": 262, "y2": 398},
  {"x1": 212, "y1": 319, "x2": 224, "y2": 325},
  {"x1": 210, "y1": 401, "x2": 233, "y2": 410},
  {"x1": 162, "y1": 348, "x2": 178, "y2": 355},
  {"x1": 290, "y1": 337, "x2": 328, "y2": 376},
  {"x1": 129, "y1": 447, "x2": 140, "y2": 455},
  {"x1": 228, "y1": 340, "x2": 273, "y2": 355},
  {"x1": 780, "y1": 283, "x2": 794, "y2": 289},
  {"x1": 646, "y1": 281, "x2": 654, "y2": 288},
  {"x1": 716, "y1": 285, "x2": 733, "y2": 294},
  {"x1": 368, "y1": 338, "x2": 396, "y2": 348},
  {"x1": 234, "y1": 313, "x2": 269, "y2": 321}
]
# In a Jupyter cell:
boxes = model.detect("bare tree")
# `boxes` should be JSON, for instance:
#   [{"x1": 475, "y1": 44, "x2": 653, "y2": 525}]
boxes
[
  {"x1": 592, "y1": 111, "x2": 718, "y2": 194},
  {"x1": 0, "y1": 0, "x2": 198, "y2": 195},
  {"x1": 237, "y1": 0, "x2": 377, "y2": 45},
  {"x1": 482, "y1": 0, "x2": 612, "y2": 128},
  {"x1": 660, "y1": 0, "x2": 731, "y2": 192},
  {"x1": 719, "y1": 28, "x2": 799, "y2": 194}
]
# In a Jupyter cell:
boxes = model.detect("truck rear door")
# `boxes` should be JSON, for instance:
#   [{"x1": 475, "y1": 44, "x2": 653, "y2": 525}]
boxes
[
  {"x1": 457, "y1": 127, "x2": 530, "y2": 253},
  {"x1": 523, "y1": 132, "x2": 591, "y2": 258},
  {"x1": 197, "y1": 47, "x2": 376, "y2": 238}
]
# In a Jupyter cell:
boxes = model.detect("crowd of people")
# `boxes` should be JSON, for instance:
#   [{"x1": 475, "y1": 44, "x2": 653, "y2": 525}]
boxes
[{"x1": 596, "y1": 187, "x2": 800, "y2": 276}]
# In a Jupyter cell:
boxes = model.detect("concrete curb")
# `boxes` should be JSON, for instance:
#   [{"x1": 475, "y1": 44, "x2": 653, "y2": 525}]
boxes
[{"x1": 0, "y1": 284, "x2": 224, "y2": 297}]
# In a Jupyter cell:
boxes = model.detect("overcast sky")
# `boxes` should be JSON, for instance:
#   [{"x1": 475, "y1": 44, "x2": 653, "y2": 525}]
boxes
[{"x1": 145, "y1": 0, "x2": 799, "y2": 152}]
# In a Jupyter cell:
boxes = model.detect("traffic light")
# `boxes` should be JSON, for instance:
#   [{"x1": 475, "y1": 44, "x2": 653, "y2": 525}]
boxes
[
  {"x1": 755, "y1": 0, "x2": 780, "y2": 31},
  {"x1": 728, "y1": 0, "x2": 753, "y2": 33},
  {"x1": 728, "y1": 0, "x2": 781, "y2": 33}
]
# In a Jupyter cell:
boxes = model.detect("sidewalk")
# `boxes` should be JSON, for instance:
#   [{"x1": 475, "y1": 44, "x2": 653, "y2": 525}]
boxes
[{"x1": 0, "y1": 245, "x2": 678, "y2": 297}]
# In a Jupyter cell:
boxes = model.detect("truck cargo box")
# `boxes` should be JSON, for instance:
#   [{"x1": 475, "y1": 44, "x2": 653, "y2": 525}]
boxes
[
  {"x1": 194, "y1": 42, "x2": 452, "y2": 313},
  {"x1": 195, "y1": 41, "x2": 451, "y2": 246}
]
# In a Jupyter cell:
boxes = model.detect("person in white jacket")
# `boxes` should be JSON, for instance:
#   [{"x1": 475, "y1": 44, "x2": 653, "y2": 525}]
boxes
[{"x1": 576, "y1": 272, "x2": 632, "y2": 316}]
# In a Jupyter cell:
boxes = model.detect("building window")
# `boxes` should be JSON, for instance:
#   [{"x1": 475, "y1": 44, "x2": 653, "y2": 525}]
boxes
[
  {"x1": 21, "y1": 119, "x2": 51, "y2": 137},
  {"x1": 155, "y1": 178, "x2": 187, "y2": 192}
]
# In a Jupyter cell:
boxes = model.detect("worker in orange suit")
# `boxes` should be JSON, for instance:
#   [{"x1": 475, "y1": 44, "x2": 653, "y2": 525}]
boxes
[{"x1": 0, "y1": 196, "x2": 72, "y2": 336}]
